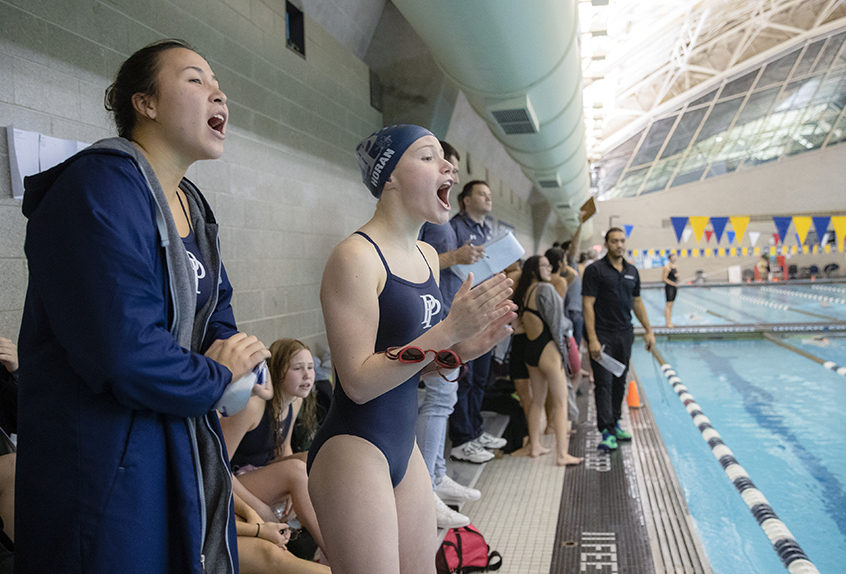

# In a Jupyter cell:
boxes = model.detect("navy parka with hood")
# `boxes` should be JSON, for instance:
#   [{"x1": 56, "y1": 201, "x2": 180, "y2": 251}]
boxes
[{"x1": 15, "y1": 138, "x2": 239, "y2": 573}]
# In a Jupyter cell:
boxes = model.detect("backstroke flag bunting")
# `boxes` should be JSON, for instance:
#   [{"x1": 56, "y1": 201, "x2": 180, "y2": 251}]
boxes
[
  {"x1": 671, "y1": 217, "x2": 688, "y2": 243},
  {"x1": 812, "y1": 216, "x2": 831, "y2": 244},
  {"x1": 773, "y1": 216, "x2": 792, "y2": 243},
  {"x1": 689, "y1": 216, "x2": 709, "y2": 243},
  {"x1": 749, "y1": 231, "x2": 761, "y2": 246},
  {"x1": 710, "y1": 217, "x2": 728, "y2": 243},
  {"x1": 793, "y1": 216, "x2": 812, "y2": 245},
  {"x1": 833, "y1": 216, "x2": 846, "y2": 250},
  {"x1": 729, "y1": 216, "x2": 749, "y2": 244}
]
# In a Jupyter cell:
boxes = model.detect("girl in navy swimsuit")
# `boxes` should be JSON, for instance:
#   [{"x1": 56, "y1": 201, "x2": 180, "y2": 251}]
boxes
[
  {"x1": 307, "y1": 125, "x2": 516, "y2": 572},
  {"x1": 219, "y1": 338, "x2": 329, "y2": 569}
]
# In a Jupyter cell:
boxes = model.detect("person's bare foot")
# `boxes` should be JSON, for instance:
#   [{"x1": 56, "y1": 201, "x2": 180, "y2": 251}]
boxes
[
  {"x1": 556, "y1": 453, "x2": 583, "y2": 466},
  {"x1": 531, "y1": 445, "x2": 552, "y2": 457},
  {"x1": 511, "y1": 444, "x2": 532, "y2": 456}
]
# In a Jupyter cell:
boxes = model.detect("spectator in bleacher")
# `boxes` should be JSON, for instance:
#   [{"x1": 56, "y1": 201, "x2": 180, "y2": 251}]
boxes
[
  {"x1": 219, "y1": 337, "x2": 327, "y2": 562},
  {"x1": 307, "y1": 124, "x2": 515, "y2": 571},
  {"x1": 15, "y1": 39, "x2": 270, "y2": 573},
  {"x1": 582, "y1": 228, "x2": 655, "y2": 452},
  {"x1": 0, "y1": 337, "x2": 17, "y2": 437},
  {"x1": 416, "y1": 140, "x2": 484, "y2": 529},
  {"x1": 449, "y1": 180, "x2": 510, "y2": 464},
  {"x1": 513, "y1": 256, "x2": 583, "y2": 466},
  {"x1": 756, "y1": 254, "x2": 771, "y2": 281}
]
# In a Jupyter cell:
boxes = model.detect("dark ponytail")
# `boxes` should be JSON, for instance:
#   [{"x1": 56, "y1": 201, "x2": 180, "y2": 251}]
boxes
[{"x1": 104, "y1": 39, "x2": 195, "y2": 139}]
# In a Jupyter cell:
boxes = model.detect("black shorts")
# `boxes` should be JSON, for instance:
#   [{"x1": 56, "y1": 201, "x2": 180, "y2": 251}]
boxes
[
  {"x1": 665, "y1": 285, "x2": 677, "y2": 302},
  {"x1": 508, "y1": 333, "x2": 529, "y2": 380}
]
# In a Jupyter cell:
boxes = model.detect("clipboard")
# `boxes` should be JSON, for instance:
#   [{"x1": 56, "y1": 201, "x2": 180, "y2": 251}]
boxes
[
  {"x1": 452, "y1": 230, "x2": 525, "y2": 286},
  {"x1": 580, "y1": 196, "x2": 596, "y2": 221}
]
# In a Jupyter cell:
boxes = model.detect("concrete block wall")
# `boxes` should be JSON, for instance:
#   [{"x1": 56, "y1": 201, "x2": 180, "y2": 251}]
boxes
[
  {"x1": 0, "y1": 0, "x2": 380, "y2": 352},
  {"x1": 0, "y1": 0, "x2": 538, "y2": 352}
]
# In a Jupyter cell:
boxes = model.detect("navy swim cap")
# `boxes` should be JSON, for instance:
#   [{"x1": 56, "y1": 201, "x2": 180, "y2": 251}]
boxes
[{"x1": 355, "y1": 124, "x2": 434, "y2": 198}]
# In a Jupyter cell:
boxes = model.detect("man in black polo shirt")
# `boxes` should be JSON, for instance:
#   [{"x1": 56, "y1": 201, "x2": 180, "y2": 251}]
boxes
[{"x1": 582, "y1": 227, "x2": 655, "y2": 451}]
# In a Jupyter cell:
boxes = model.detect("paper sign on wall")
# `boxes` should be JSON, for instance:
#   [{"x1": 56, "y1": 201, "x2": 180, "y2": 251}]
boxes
[{"x1": 6, "y1": 126, "x2": 89, "y2": 199}]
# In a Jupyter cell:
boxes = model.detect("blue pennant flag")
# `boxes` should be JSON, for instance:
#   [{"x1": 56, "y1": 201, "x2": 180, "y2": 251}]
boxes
[
  {"x1": 812, "y1": 216, "x2": 831, "y2": 244},
  {"x1": 773, "y1": 216, "x2": 792, "y2": 243},
  {"x1": 670, "y1": 217, "x2": 688, "y2": 243},
  {"x1": 710, "y1": 217, "x2": 728, "y2": 243},
  {"x1": 727, "y1": 230, "x2": 736, "y2": 244},
  {"x1": 624, "y1": 224, "x2": 633, "y2": 238}
]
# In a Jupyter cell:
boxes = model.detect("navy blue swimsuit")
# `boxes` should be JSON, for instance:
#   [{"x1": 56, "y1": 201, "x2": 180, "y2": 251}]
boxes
[{"x1": 307, "y1": 231, "x2": 443, "y2": 487}]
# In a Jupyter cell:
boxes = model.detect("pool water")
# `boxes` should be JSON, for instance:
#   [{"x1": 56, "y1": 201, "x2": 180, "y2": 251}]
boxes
[
  {"x1": 639, "y1": 284, "x2": 846, "y2": 326},
  {"x1": 630, "y1": 336, "x2": 846, "y2": 574}
]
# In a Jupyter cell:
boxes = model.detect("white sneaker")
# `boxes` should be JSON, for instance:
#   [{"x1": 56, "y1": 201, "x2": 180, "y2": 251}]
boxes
[
  {"x1": 435, "y1": 474, "x2": 481, "y2": 504},
  {"x1": 473, "y1": 431, "x2": 507, "y2": 450},
  {"x1": 434, "y1": 492, "x2": 470, "y2": 529},
  {"x1": 450, "y1": 440, "x2": 494, "y2": 464}
]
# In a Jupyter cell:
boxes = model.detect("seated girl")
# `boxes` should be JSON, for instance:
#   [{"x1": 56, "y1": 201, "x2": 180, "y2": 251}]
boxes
[
  {"x1": 219, "y1": 338, "x2": 327, "y2": 560},
  {"x1": 233, "y1": 489, "x2": 329, "y2": 574}
]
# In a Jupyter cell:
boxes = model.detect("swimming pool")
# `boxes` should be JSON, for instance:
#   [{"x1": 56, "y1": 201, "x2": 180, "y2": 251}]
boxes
[
  {"x1": 639, "y1": 283, "x2": 846, "y2": 326},
  {"x1": 630, "y1": 335, "x2": 846, "y2": 574}
]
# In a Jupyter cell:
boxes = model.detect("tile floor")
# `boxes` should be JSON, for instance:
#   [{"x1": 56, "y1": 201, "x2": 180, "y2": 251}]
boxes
[{"x1": 458, "y1": 434, "x2": 566, "y2": 574}]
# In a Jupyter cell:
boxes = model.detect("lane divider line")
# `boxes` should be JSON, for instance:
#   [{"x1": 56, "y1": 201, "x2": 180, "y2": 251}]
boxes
[
  {"x1": 762, "y1": 333, "x2": 846, "y2": 377},
  {"x1": 760, "y1": 286, "x2": 846, "y2": 305},
  {"x1": 652, "y1": 348, "x2": 820, "y2": 574}
]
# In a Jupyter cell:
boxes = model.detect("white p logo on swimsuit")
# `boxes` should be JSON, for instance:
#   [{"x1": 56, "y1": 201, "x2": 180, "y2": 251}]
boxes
[
  {"x1": 420, "y1": 294, "x2": 441, "y2": 328},
  {"x1": 186, "y1": 250, "x2": 206, "y2": 294}
]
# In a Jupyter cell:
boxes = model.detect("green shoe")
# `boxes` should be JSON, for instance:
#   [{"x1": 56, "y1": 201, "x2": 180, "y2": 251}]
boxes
[
  {"x1": 598, "y1": 430, "x2": 618, "y2": 451},
  {"x1": 614, "y1": 424, "x2": 632, "y2": 442}
]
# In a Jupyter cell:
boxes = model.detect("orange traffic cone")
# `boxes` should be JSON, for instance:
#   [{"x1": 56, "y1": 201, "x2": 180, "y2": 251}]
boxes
[{"x1": 626, "y1": 380, "x2": 641, "y2": 408}]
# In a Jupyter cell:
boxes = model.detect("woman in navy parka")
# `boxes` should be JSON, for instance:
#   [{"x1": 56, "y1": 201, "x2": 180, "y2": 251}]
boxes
[{"x1": 15, "y1": 40, "x2": 270, "y2": 573}]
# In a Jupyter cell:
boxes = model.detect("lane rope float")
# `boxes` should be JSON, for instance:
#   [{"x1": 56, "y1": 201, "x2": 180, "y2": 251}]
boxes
[{"x1": 652, "y1": 347, "x2": 821, "y2": 574}]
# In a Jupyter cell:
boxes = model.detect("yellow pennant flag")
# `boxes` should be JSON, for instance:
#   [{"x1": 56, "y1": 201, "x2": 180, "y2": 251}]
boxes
[
  {"x1": 729, "y1": 216, "x2": 750, "y2": 244},
  {"x1": 753, "y1": 247, "x2": 759, "y2": 255},
  {"x1": 689, "y1": 216, "x2": 709, "y2": 242},
  {"x1": 812, "y1": 245, "x2": 819, "y2": 254},
  {"x1": 832, "y1": 216, "x2": 846, "y2": 251},
  {"x1": 743, "y1": 247, "x2": 749, "y2": 256},
  {"x1": 793, "y1": 216, "x2": 812, "y2": 245},
  {"x1": 824, "y1": 244, "x2": 832, "y2": 254}
]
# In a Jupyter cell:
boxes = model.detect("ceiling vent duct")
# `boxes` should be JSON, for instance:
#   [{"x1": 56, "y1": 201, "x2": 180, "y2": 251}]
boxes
[
  {"x1": 489, "y1": 96, "x2": 539, "y2": 135},
  {"x1": 392, "y1": 0, "x2": 590, "y2": 230},
  {"x1": 536, "y1": 170, "x2": 561, "y2": 189}
]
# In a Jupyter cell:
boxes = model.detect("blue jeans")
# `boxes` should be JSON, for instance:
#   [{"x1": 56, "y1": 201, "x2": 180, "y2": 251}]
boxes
[
  {"x1": 448, "y1": 350, "x2": 493, "y2": 446},
  {"x1": 415, "y1": 373, "x2": 458, "y2": 485}
]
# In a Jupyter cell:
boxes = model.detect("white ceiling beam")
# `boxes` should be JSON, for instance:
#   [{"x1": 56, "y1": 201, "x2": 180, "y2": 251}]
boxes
[{"x1": 815, "y1": 0, "x2": 844, "y2": 27}]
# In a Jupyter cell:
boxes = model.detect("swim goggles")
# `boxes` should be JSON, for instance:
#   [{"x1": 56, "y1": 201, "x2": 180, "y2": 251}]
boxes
[{"x1": 385, "y1": 346, "x2": 465, "y2": 382}]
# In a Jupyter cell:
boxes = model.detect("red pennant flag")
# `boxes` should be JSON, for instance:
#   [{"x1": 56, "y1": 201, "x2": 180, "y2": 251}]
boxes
[{"x1": 705, "y1": 230, "x2": 714, "y2": 242}]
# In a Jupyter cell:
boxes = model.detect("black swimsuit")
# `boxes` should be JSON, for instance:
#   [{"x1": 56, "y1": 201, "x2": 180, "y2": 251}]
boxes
[
  {"x1": 521, "y1": 285, "x2": 555, "y2": 367},
  {"x1": 665, "y1": 267, "x2": 678, "y2": 302}
]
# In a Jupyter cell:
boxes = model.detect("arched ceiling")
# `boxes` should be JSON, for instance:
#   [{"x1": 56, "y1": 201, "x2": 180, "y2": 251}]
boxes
[{"x1": 581, "y1": 0, "x2": 846, "y2": 158}]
